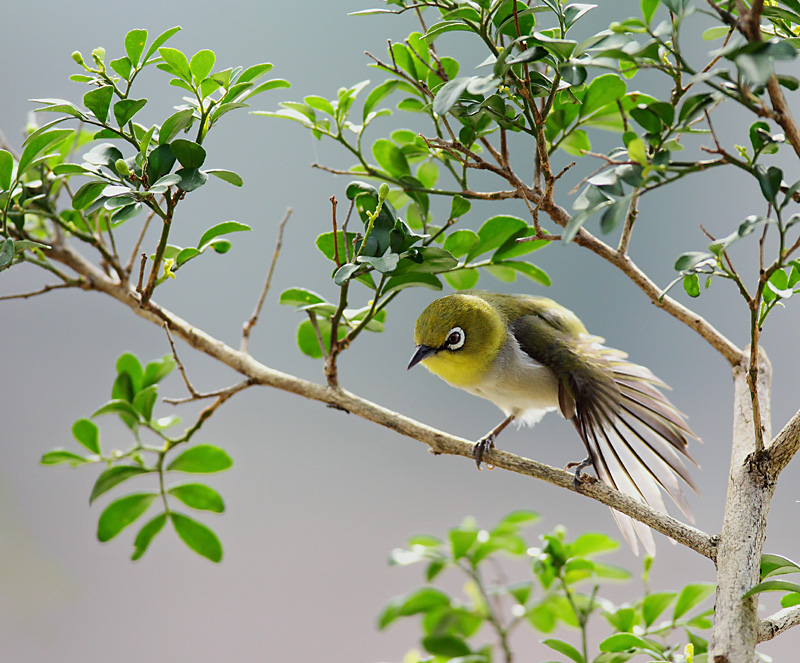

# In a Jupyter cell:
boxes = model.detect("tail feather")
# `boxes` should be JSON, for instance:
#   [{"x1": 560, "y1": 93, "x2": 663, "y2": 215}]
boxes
[{"x1": 569, "y1": 340, "x2": 700, "y2": 555}]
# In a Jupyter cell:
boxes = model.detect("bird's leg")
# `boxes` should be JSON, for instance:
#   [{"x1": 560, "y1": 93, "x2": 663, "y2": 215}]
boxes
[
  {"x1": 565, "y1": 456, "x2": 596, "y2": 489},
  {"x1": 473, "y1": 415, "x2": 515, "y2": 470}
]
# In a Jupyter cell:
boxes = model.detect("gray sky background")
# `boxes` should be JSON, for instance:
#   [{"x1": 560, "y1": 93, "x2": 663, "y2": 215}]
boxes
[{"x1": 2, "y1": 1, "x2": 800, "y2": 661}]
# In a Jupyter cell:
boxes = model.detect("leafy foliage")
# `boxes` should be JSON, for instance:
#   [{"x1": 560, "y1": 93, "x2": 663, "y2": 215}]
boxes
[
  {"x1": 379, "y1": 512, "x2": 713, "y2": 663},
  {"x1": 41, "y1": 352, "x2": 229, "y2": 562}
]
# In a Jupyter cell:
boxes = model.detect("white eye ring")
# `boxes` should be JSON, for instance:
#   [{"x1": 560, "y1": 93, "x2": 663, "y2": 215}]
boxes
[{"x1": 445, "y1": 326, "x2": 465, "y2": 350}]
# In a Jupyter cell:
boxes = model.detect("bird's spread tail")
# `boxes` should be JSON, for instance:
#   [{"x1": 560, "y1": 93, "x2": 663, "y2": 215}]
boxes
[{"x1": 569, "y1": 338, "x2": 699, "y2": 556}]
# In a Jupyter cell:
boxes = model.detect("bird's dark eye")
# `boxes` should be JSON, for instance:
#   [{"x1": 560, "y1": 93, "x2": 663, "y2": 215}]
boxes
[{"x1": 445, "y1": 326, "x2": 465, "y2": 350}]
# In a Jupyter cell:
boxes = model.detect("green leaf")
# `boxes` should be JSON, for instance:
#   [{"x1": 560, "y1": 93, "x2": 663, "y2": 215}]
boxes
[
  {"x1": 113, "y1": 98, "x2": 147, "y2": 126},
  {"x1": 142, "y1": 355, "x2": 176, "y2": 387},
  {"x1": 83, "y1": 86, "x2": 114, "y2": 123},
  {"x1": 378, "y1": 587, "x2": 451, "y2": 629},
  {"x1": 144, "y1": 27, "x2": 182, "y2": 64},
  {"x1": 110, "y1": 57, "x2": 133, "y2": 80},
  {"x1": 571, "y1": 532, "x2": 619, "y2": 557},
  {"x1": 131, "y1": 512, "x2": 167, "y2": 560},
  {"x1": 206, "y1": 169, "x2": 243, "y2": 186},
  {"x1": 159, "y1": 109, "x2": 195, "y2": 144},
  {"x1": 92, "y1": 399, "x2": 141, "y2": 421},
  {"x1": 190, "y1": 49, "x2": 216, "y2": 82},
  {"x1": 170, "y1": 512, "x2": 223, "y2": 562},
  {"x1": 443, "y1": 269, "x2": 480, "y2": 290},
  {"x1": 642, "y1": 0, "x2": 660, "y2": 24},
  {"x1": 176, "y1": 167, "x2": 208, "y2": 192},
  {"x1": 124, "y1": 29, "x2": 148, "y2": 67},
  {"x1": 499, "y1": 261, "x2": 551, "y2": 285},
  {"x1": 167, "y1": 444, "x2": 233, "y2": 473},
  {"x1": 642, "y1": 591, "x2": 677, "y2": 627},
  {"x1": 19, "y1": 128, "x2": 74, "y2": 174},
  {"x1": 383, "y1": 273, "x2": 443, "y2": 294},
  {"x1": 145, "y1": 144, "x2": 176, "y2": 183},
  {"x1": 542, "y1": 638, "x2": 585, "y2": 663},
  {"x1": 168, "y1": 483, "x2": 225, "y2": 513},
  {"x1": 450, "y1": 529, "x2": 478, "y2": 559},
  {"x1": 90, "y1": 466, "x2": 152, "y2": 504},
  {"x1": 683, "y1": 273, "x2": 700, "y2": 297},
  {"x1": 132, "y1": 385, "x2": 158, "y2": 421},
  {"x1": 599, "y1": 633, "x2": 651, "y2": 653},
  {"x1": 560, "y1": 129, "x2": 591, "y2": 156},
  {"x1": 467, "y1": 215, "x2": 527, "y2": 261},
  {"x1": 0, "y1": 149, "x2": 14, "y2": 190},
  {"x1": 674, "y1": 583, "x2": 715, "y2": 619},
  {"x1": 158, "y1": 47, "x2": 192, "y2": 82},
  {"x1": 421, "y1": 635, "x2": 470, "y2": 657},
  {"x1": 279, "y1": 288, "x2": 327, "y2": 308},
  {"x1": 443, "y1": 229, "x2": 479, "y2": 258},
  {"x1": 116, "y1": 352, "x2": 144, "y2": 392},
  {"x1": 743, "y1": 579, "x2": 800, "y2": 599},
  {"x1": 171, "y1": 139, "x2": 206, "y2": 168},
  {"x1": 433, "y1": 77, "x2": 472, "y2": 116},
  {"x1": 97, "y1": 493, "x2": 157, "y2": 542},
  {"x1": 580, "y1": 74, "x2": 626, "y2": 117},
  {"x1": 72, "y1": 418, "x2": 100, "y2": 454},
  {"x1": 373, "y1": 139, "x2": 411, "y2": 178},
  {"x1": 40, "y1": 449, "x2": 89, "y2": 466},
  {"x1": 761, "y1": 553, "x2": 800, "y2": 579},
  {"x1": 755, "y1": 164, "x2": 783, "y2": 203},
  {"x1": 393, "y1": 247, "x2": 458, "y2": 275},
  {"x1": 363, "y1": 80, "x2": 400, "y2": 121},
  {"x1": 197, "y1": 221, "x2": 250, "y2": 249}
]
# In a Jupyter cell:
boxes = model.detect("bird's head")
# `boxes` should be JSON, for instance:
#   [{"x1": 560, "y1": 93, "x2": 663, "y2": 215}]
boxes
[{"x1": 408, "y1": 293, "x2": 506, "y2": 387}]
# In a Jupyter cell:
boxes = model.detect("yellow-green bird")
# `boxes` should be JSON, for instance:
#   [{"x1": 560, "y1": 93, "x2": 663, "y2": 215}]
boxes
[{"x1": 408, "y1": 291, "x2": 699, "y2": 556}]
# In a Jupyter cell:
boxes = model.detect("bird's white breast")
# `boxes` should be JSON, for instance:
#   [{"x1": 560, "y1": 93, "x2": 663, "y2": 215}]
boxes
[{"x1": 462, "y1": 333, "x2": 560, "y2": 426}]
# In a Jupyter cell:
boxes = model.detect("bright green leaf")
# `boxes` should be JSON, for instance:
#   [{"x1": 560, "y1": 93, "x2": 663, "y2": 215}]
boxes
[{"x1": 167, "y1": 444, "x2": 233, "y2": 473}]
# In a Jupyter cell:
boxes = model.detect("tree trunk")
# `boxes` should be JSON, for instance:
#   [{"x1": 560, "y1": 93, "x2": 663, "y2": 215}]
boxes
[{"x1": 710, "y1": 349, "x2": 773, "y2": 662}]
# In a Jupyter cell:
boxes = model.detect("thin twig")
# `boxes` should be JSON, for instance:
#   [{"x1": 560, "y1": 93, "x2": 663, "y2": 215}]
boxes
[
  {"x1": 163, "y1": 378, "x2": 255, "y2": 405},
  {"x1": 307, "y1": 310, "x2": 328, "y2": 359},
  {"x1": 241, "y1": 208, "x2": 292, "y2": 354},
  {"x1": 0, "y1": 282, "x2": 79, "y2": 300},
  {"x1": 164, "y1": 322, "x2": 201, "y2": 398},
  {"x1": 125, "y1": 208, "x2": 156, "y2": 275}
]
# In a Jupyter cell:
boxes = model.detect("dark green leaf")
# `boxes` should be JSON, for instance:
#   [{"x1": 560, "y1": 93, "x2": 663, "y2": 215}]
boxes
[
  {"x1": 754, "y1": 164, "x2": 783, "y2": 203},
  {"x1": 167, "y1": 444, "x2": 233, "y2": 473},
  {"x1": 170, "y1": 512, "x2": 223, "y2": 562},
  {"x1": 383, "y1": 272, "x2": 443, "y2": 294},
  {"x1": 113, "y1": 98, "x2": 147, "y2": 126},
  {"x1": 90, "y1": 466, "x2": 152, "y2": 504},
  {"x1": 580, "y1": 74, "x2": 626, "y2": 117},
  {"x1": 168, "y1": 483, "x2": 225, "y2": 512},
  {"x1": 40, "y1": 449, "x2": 89, "y2": 466},
  {"x1": 422, "y1": 635, "x2": 470, "y2": 657},
  {"x1": 467, "y1": 215, "x2": 527, "y2": 261},
  {"x1": 72, "y1": 418, "x2": 100, "y2": 454},
  {"x1": 145, "y1": 144, "x2": 176, "y2": 183},
  {"x1": 393, "y1": 247, "x2": 458, "y2": 275},
  {"x1": 674, "y1": 252, "x2": 713, "y2": 272},
  {"x1": 83, "y1": 86, "x2": 114, "y2": 123},
  {"x1": 97, "y1": 493, "x2": 157, "y2": 542},
  {"x1": 93, "y1": 399, "x2": 141, "y2": 421},
  {"x1": 131, "y1": 512, "x2": 167, "y2": 560},
  {"x1": 0, "y1": 149, "x2": 14, "y2": 190},
  {"x1": 743, "y1": 579, "x2": 800, "y2": 599},
  {"x1": 159, "y1": 109, "x2": 195, "y2": 144},
  {"x1": 116, "y1": 352, "x2": 144, "y2": 392},
  {"x1": 171, "y1": 139, "x2": 207, "y2": 168},
  {"x1": 19, "y1": 128, "x2": 74, "y2": 174},
  {"x1": 176, "y1": 167, "x2": 208, "y2": 192}
]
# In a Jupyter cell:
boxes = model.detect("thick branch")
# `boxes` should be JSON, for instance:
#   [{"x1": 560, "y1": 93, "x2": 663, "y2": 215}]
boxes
[
  {"x1": 766, "y1": 405, "x2": 800, "y2": 475},
  {"x1": 758, "y1": 604, "x2": 800, "y2": 643},
  {"x1": 44, "y1": 240, "x2": 716, "y2": 561},
  {"x1": 710, "y1": 349, "x2": 774, "y2": 662}
]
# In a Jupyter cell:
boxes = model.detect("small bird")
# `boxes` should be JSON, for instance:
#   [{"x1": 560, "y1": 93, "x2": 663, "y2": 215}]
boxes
[{"x1": 408, "y1": 291, "x2": 699, "y2": 556}]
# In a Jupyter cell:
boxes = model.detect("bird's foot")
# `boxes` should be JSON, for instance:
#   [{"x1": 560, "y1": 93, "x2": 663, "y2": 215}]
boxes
[
  {"x1": 473, "y1": 435, "x2": 496, "y2": 470},
  {"x1": 565, "y1": 457, "x2": 596, "y2": 489}
]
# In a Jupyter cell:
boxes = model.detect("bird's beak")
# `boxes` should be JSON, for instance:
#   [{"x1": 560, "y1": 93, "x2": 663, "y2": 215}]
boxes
[{"x1": 407, "y1": 344, "x2": 437, "y2": 370}]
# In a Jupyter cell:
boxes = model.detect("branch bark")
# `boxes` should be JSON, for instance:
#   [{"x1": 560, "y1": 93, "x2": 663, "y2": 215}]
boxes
[
  {"x1": 44, "y1": 239, "x2": 717, "y2": 561},
  {"x1": 710, "y1": 349, "x2": 774, "y2": 662}
]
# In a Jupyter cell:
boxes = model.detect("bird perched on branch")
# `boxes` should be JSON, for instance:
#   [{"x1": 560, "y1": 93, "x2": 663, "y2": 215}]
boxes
[{"x1": 408, "y1": 291, "x2": 699, "y2": 556}]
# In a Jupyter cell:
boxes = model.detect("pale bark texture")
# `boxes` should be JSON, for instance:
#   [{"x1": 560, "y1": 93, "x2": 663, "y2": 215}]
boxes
[{"x1": 710, "y1": 350, "x2": 773, "y2": 662}]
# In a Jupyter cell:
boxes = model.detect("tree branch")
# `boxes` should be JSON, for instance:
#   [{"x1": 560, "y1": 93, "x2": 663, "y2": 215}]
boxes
[
  {"x1": 43, "y1": 239, "x2": 717, "y2": 561},
  {"x1": 758, "y1": 604, "x2": 800, "y2": 643}
]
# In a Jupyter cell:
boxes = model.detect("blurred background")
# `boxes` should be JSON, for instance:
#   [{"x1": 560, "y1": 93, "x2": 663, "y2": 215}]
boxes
[{"x1": 1, "y1": 1, "x2": 799, "y2": 660}]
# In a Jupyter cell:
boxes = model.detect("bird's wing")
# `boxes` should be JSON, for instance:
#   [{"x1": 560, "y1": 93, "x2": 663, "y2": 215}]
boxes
[{"x1": 511, "y1": 318, "x2": 699, "y2": 556}]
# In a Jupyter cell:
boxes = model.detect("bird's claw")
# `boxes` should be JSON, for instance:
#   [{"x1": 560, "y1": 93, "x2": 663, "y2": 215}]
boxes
[
  {"x1": 473, "y1": 435, "x2": 496, "y2": 470},
  {"x1": 566, "y1": 457, "x2": 595, "y2": 489}
]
